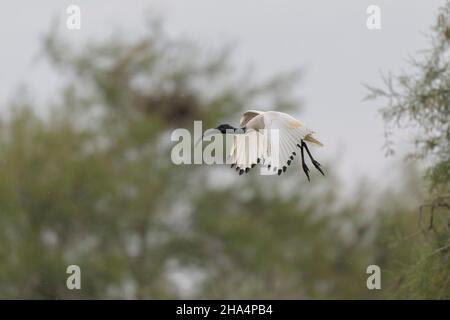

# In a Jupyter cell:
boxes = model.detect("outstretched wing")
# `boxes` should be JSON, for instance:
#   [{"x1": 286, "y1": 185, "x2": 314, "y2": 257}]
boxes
[
  {"x1": 229, "y1": 129, "x2": 266, "y2": 175},
  {"x1": 261, "y1": 111, "x2": 321, "y2": 175},
  {"x1": 229, "y1": 111, "x2": 322, "y2": 176}
]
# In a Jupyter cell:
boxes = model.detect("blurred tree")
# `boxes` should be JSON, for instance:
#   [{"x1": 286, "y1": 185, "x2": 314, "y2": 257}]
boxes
[
  {"x1": 365, "y1": 3, "x2": 450, "y2": 192},
  {"x1": 0, "y1": 19, "x2": 430, "y2": 299},
  {"x1": 365, "y1": 2, "x2": 450, "y2": 299}
]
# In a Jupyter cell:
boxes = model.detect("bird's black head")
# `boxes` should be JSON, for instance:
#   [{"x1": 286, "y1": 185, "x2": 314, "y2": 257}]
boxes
[{"x1": 215, "y1": 124, "x2": 237, "y2": 134}]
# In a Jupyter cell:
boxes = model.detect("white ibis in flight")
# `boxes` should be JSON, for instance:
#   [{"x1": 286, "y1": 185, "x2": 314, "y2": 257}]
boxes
[{"x1": 202, "y1": 110, "x2": 324, "y2": 181}]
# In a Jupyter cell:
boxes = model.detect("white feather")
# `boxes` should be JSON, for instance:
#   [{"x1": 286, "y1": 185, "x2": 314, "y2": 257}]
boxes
[{"x1": 229, "y1": 111, "x2": 322, "y2": 175}]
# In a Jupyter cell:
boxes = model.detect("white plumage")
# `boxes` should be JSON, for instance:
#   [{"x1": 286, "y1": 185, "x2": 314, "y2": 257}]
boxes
[{"x1": 208, "y1": 110, "x2": 324, "y2": 180}]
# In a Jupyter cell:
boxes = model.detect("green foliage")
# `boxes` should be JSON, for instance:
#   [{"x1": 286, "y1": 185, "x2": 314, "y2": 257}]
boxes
[
  {"x1": 365, "y1": 2, "x2": 450, "y2": 299},
  {"x1": 0, "y1": 20, "x2": 444, "y2": 299},
  {"x1": 365, "y1": 3, "x2": 450, "y2": 192}
]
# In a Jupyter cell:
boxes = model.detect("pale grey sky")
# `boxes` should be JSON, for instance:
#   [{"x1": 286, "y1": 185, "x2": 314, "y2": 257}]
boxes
[{"x1": 0, "y1": 0, "x2": 445, "y2": 186}]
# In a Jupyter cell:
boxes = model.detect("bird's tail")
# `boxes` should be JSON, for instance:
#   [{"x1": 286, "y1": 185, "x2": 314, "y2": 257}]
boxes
[{"x1": 304, "y1": 134, "x2": 323, "y2": 147}]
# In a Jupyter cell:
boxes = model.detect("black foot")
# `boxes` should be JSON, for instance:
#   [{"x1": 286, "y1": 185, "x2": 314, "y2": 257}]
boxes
[
  {"x1": 302, "y1": 163, "x2": 310, "y2": 182},
  {"x1": 312, "y1": 160, "x2": 325, "y2": 176}
]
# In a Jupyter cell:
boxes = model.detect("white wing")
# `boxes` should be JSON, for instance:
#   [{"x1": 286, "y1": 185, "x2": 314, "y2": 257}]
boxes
[
  {"x1": 229, "y1": 129, "x2": 266, "y2": 175},
  {"x1": 260, "y1": 111, "x2": 318, "y2": 175},
  {"x1": 229, "y1": 111, "x2": 322, "y2": 176}
]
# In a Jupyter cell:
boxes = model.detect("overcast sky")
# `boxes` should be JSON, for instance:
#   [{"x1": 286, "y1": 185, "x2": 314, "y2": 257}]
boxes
[{"x1": 0, "y1": 0, "x2": 445, "y2": 186}]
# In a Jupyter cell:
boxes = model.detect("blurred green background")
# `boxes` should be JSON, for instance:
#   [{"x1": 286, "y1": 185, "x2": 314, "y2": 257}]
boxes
[{"x1": 0, "y1": 2, "x2": 448, "y2": 299}]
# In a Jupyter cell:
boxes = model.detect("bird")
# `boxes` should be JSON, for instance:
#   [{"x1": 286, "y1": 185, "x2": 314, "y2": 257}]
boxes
[{"x1": 202, "y1": 110, "x2": 324, "y2": 180}]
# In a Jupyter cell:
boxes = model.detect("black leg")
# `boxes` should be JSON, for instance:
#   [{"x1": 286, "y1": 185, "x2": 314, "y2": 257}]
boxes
[
  {"x1": 300, "y1": 141, "x2": 310, "y2": 181},
  {"x1": 302, "y1": 141, "x2": 325, "y2": 176}
]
